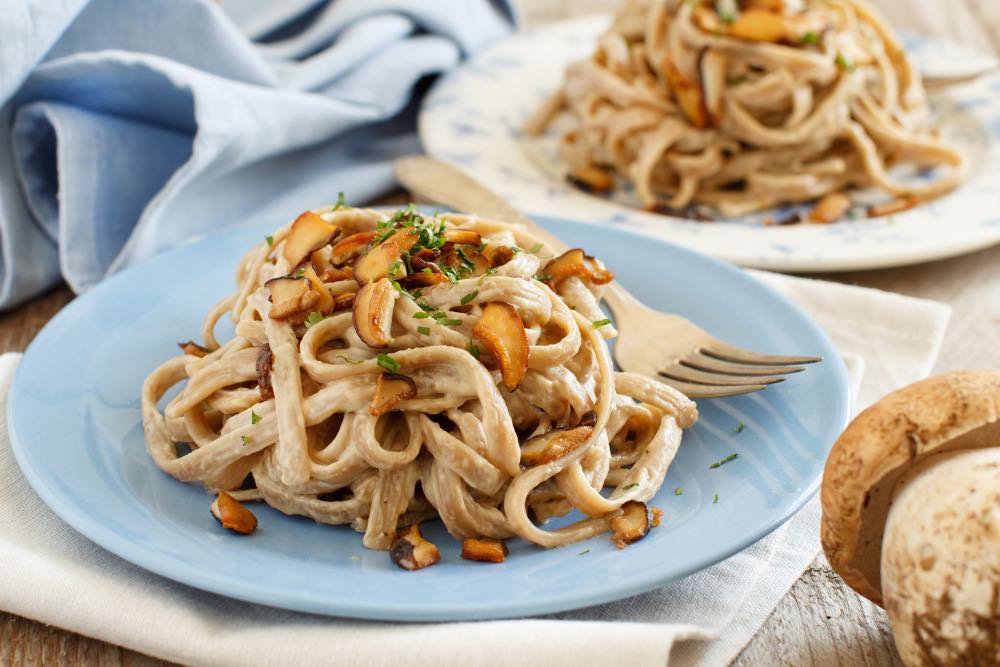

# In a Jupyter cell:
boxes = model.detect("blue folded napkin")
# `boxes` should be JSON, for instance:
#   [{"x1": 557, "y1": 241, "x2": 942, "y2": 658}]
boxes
[{"x1": 0, "y1": 0, "x2": 514, "y2": 309}]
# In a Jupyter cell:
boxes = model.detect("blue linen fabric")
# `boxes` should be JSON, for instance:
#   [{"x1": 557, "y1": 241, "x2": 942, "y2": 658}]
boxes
[{"x1": 0, "y1": 0, "x2": 514, "y2": 309}]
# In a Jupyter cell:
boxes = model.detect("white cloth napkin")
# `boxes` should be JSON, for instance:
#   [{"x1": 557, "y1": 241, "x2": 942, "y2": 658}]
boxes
[{"x1": 0, "y1": 272, "x2": 950, "y2": 667}]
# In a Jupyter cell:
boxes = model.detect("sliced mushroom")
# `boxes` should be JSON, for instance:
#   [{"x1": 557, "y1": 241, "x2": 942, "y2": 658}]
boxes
[
  {"x1": 330, "y1": 231, "x2": 376, "y2": 265},
  {"x1": 567, "y1": 165, "x2": 615, "y2": 193},
  {"x1": 439, "y1": 243, "x2": 490, "y2": 277},
  {"x1": 256, "y1": 344, "x2": 274, "y2": 400},
  {"x1": 472, "y1": 302, "x2": 529, "y2": 392},
  {"x1": 210, "y1": 491, "x2": 258, "y2": 535},
  {"x1": 178, "y1": 340, "x2": 211, "y2": 357},
  {"x1": 808, "y1": 192, "x2": 851, "y2": 223},
  {"x1": 541, "y1": 248, "x2": 614, "y2": 289},
  {"x1": 699, "y1": 48, "x2": 727, "y2": 125},
  {"x1": 389, "y1": 524, "x2": 441, "y2": 571},
  {"x1": 369, "y1": 372, "x2": 417, "y2": 417},
  {"x1": 664, "y1": 60, "x2": 708, "y2": 129},
  {"x1": 283, "y1": 211, "x2": 339, "y2": 268},
  {"x1": 266, "y1": 276, "x2": 320, "y2": 320},
  {"x1": 519, "y1": 423, "x2": 594, "y2": 467},
  {"x1": 332, "y1": 292, "x2": 355, "y2": 311},
  {"x1": 353, "y1": 229, "x2": 420, "y2": 286},
  {"x1": 461, "y1": 538, "x2": 509, "y2": 563},
  {"x1": 609, "y1": 500, "x2": 650, "y2": 548},
  {"x1": 301, "y1": 264, "x2": 334, "y2": 314},
  {"x1": 483, "y1": 245, "x2": 516, "y2": 269},
  {"x1": 352, "y1": 277, "x2": 398, "y2": 348},
  {"x1": 728, "y1": 9, "x2": 787, "y2": 42},
  {"x1": 867, "y1": 195, "x2": 918, "y2": 218},
  {"x1": 442, "y1": 229, "x2": 482, "y2": 246},
  {"x1": 400, "y1": 271, "x2": 451, "y2": 288},
  {"x1": 321, "y1": 266, "x2": 354, "y2": 283}
]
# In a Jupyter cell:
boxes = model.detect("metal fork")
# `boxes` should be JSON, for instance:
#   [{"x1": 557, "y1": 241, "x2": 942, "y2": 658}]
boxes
[{"x1": 394, "y1": 156, "x2": 821, "y2": 398}]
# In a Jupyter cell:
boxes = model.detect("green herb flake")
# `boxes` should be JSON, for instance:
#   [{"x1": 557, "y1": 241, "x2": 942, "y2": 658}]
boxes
[
  {"x1": 510, "y1": 246, "x2": 522, "y2": 254},
  {"x1": 241, "y1": 435, "x2": 251, "y2": 447},
  {"x1": 468, "y1": 341, "x2": 481, "y2": 360},
  {"x1": 334, "y1": 191, "x2": 348, "y2": 210},
  {"x1": 478, "y1": 268, "x2": 498, "y2": 283},
  {"x1": 250, "y1": 410, "x2": 262, "y2": 425},
  {"x1": 709, "y1": 453, "x2": 740, "y2": 469},
  {"x1": 376, "y1": 352, "x2": 400, "y2": 374},
  {"x1": 622, "y1": 482, "x2": 639, "y2": 490},
  {"x1": 835, "y1": 52, "x2": 853, "y2": 71},
  {"x1": 417, "y1": 326, "x2": 431, "y2": 335},
  {"x1": 714, "y1": 0, "x2": 736, "y2": 23},
  {"x1": 294, "y1": 267, "x2": 306, "y2": 277},
  {"x1": 578, "y1": 549, "x2": 591, "y2": 556},
  {"x1": 265, "y1": 235, "x2": 274, "y2": 246},
  {"x1": 726, "y1": 75, "x2": 745, "y2": 87},
  {"x1": 592, "y1": 318, "x2": 612, "y2": 329},
  {"x1": 802, "y1": 31, "x2": 818, "y2": 44},
  {"x1": 460, "y1": 290, "x2": 479, "y2": 305},
  {"x1": 534, "y1": 273, "x2": 553, "y2": 282},
  {"x1": 713, "y1": 494, "x2": 719, "y2": 504},
  {"x1": 528, "y1": 242, "x2": 544, "y2": 254},
  {"x1": 412, "y1": 311, "x2": 430, "y2": 319},
  {"x1": 304, "y1": 311, "x2": 325, "y2": 329},
  {"x1": 734, "y1": 421, "x2": 745, "y2": 434},
  {"x1": 388, "y1": 260, "x2": 403, "y2": 277},
  {"x1": 441, "y1": 318, "x2": 463, "y2": 326},
  {"x1": 674, "y1": 487, "x2": 683, "y2": 496},
  {"x1": 336, "y1": 355, "x2": 362, "y2": 365}
]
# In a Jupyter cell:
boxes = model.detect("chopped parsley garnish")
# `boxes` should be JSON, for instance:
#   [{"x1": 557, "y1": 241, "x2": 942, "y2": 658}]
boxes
[
  {"x1": 510, "y1": 246, "x2": 522, "y2": 254},
  {"x1": 468, "y1": 341, "x2": 481, "y2": 360},
  {"x1": 337, "y1": 355, "x2": 362, "y2": 365},
  {"x1": 241, "y1": 435, "x2": 251, "y2": 447},
  {"x1": 709, "y1": 453, "x2": 739, "y2": 469},
  {"x1": 674, "y1": 487, "x2": 683, "y2": 496},
  {"x1": 388, "y1": 260, "x2": 403, "y2": 277},
  {"x1": 334, "y1": 191, "x2": 348, "y2": 210},
  {"x1": 802, "y1": 31, "x2": 819, "y2": 44},
  {"x1": 592, "y1": 318, "x2": 612, "y2": 329},
  {"x1": 835, "y1": 52, "x2": 853, "y2": 71},
  {"x1": 622, "y1": 482, "x2": 639, "y2": 490},
  {"x1": 304, "y1": 311, "x2": 326, "y2": 329},
  {"x1": 713, "y1": 494, "x2": 719, "y2": 504},
  {"x1": 417, "y1": 326, "x2": 430, "y2": 335},
  {"x1": 534, "y1": 273, "x2": 553, "y2": 282},
  {"x1": 294, "y1": 267, "x2": 306, "y2": 277},
  {"x1": 265, "y1": 235, "x2": 274, "y2": 246},
  {"x1": 440, "y1": 318, "x2": 463, "y2": 326},
  {"x1": 376, "y1": 352, "x2": 400, "y2": 374},
  {"x1": 418, "y1": 300, "x2": 436, "y2": 312},
  {"x1": 734, "y1": 421, "x2": 745, "y2": 434},
  {"x1": 412, "y1": 311, "x2": 430, "y2": 319},
  {"x1": 714, "y1": 0, "x2": 737, "y2": 23},
  {"x1": 250, "y1": 410, "x2": 262, "y2": 425},
  {"x1": 478, "y1": 268, "x2": 498, "y2": 283},
  {"x1": 528, "y1": 242, "x2": 544, "y2": 254},
  {"x1": 460, "y1": 290, "x2": 479, "y2": 305},
  {"x1": 726, "y1": 75, "x2": 745, "y2": 87},
  {"x1": 578, "y1": 549, "x2": 591, "y2": 556}
]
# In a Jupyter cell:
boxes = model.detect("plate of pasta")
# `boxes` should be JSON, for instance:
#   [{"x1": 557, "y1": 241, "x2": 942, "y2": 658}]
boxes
[
  {"x1": 8, "y1": 204, "x2": 849, "y2": 620},
  {"x1": 419, "y1": 1, "x2": 1000, "y2": 272}
]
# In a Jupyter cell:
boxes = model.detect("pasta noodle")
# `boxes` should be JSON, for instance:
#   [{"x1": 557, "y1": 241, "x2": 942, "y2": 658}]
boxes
[
  {"x1": 524, "y1": 0, "x2": 965, "y2": 218},
  {"x1": 141, "y1": 204, "x2": 697, "y2": 560}
]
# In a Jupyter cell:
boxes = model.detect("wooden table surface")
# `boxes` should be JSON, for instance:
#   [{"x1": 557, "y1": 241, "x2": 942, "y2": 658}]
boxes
[{"x1": 3, "y1": 1, "x2": 999, "y2": 665}]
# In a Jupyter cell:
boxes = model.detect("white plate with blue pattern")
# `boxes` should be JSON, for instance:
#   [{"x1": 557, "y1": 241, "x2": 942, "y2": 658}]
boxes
[{"x1": 419, "y1": 15, "x2": 1000, "y2": 272}]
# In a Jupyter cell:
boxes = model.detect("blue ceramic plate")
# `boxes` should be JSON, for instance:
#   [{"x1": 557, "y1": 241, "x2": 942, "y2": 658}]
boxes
[{"x1": 8, "y1": 215, "x2": 850, "y2": 621}]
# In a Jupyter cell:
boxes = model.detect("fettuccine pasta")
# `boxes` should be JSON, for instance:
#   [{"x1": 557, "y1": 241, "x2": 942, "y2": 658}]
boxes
[
  {"x1": 141, "y1": 204, "x2": 697, "y2": 565},
  {"x1": 524, "y1": 0, "x2": 965, "y2": 219}
]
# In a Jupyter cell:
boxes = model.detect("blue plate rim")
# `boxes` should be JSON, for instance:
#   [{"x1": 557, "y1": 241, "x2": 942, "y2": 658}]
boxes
[{"x1": 7, "y1": 211, "x2": 851, "y2": 621}]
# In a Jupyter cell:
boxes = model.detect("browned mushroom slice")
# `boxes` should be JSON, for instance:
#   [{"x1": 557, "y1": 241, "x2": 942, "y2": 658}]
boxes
[
  {"x1": 400, "y1": 271, "x2": 451, "y2": 288},
  {"x1": 266, "y1": 276, "x2": 320, "y2": 320},
  {"x1": 567, "y1": 164, "x2": 615, "y2": 193},
  {"x1": 699, "y1": 49, "x2": 727, "y2": 126},
  {"x1": 353, "y1": 229, "x2": 420, "y2": 286},
  {"x1": 867, "y1": 195, "x2": 918, "y2": 218},
  {"x1": 330, "y1": 231, "x2": 376, "y2": 265},
  {"x1": 651, "y1": 506, "x2": 664, "y2": 528},
  {"x1": 332, "y1": 292, "x2": 355, "y2": 311},
  {"x1": 483, "y1": 244, "x2": 516, "y2": 269},
  {"x1": 283, "y1": 211, "x2": 339, "y2": 268},
  {"x1": 256, "y1": 343, "x2": 274, "y2": 400},
  {"x1": 178, "y1": 340, "x2": 211, "y2": 357},
  {"x1": 541, "y1": 248, "x2": 614, "y2": 289},
  {"x1": 472, "y1": 302, "x2": 529, "y2": 392},
  {"x1": 439, "y1": 243, "x2": 490, "y2": 277},
  {"x1": 442, "y1": 229, "x2": 482, "y2": 246},
  {"x1": 663, "y1": 60, "x2": 708, "y2": 129},
  {"x1": 728, "y1": 9, "x2": 787, "y2": 42},
  {"x1": 369, "y1": 372, "x2": 417, "y2": 416},
  {"x1": 210, "y1": 491, "x2": 258, "y2": 535},
  {"x1": 301, "y1": 264, "x2": 334, "y2": 314},
  {"x1": 609, "y1": 500, "x2": 650, "y2": 548},
  {"x1": 352, "y1": 277, "x2": 396, "y2": 348},
  {"x1": 808, "y1": 192, "x2": 851, "y2": 223},
  {"x1": 389, "y1": 524, "x2": 441, "y2": 571},
  {"x1": 520, "y1": 423, "x2": 594, "y2": 467},
  {"x1": 321, "y1": 266, "x2": 354, "y2": 283},
  {"x1": 461, "y1": 538, "x2": 509, "y2": 563}
]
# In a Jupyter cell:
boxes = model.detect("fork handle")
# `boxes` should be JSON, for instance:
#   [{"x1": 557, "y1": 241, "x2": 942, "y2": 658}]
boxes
[{"x1": 394, "y1": 156, "x2": 636, "y2": 319}]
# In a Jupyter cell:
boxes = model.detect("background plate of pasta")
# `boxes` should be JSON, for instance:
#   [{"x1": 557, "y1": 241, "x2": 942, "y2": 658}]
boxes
[
  {"x1": 8, "y1": 205, "x2": 849, "y2": 621},
  {"x1": 419, "y1": 2, "x2": 1000, "y2": 272}
]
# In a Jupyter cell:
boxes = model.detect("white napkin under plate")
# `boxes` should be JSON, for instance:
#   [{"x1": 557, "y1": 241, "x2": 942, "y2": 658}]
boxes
[{"x1": 0, "y1": 271, "x2": 950, "y2": 666}]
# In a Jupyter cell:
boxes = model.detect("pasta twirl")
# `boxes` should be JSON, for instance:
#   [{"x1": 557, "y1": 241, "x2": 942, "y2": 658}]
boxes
[
  {"x1": 141, "y1": 205, "x2": 697, "y2": 558},
  {"x1": 524, "y1": 0, "x2": 965, "y2": 218}
]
